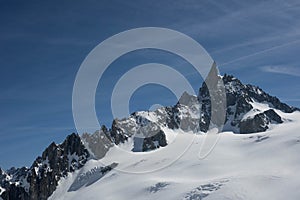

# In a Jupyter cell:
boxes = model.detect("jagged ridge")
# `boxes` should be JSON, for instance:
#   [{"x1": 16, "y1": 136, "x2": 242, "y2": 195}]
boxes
[{"x1": 82, "y1": 68, "x2": 299, "y2": 160}]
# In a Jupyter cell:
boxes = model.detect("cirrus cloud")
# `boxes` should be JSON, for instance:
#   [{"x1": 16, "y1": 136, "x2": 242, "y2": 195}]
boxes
[{"x1": 261, "y1": 65, "x2": 300, "y2": 77}]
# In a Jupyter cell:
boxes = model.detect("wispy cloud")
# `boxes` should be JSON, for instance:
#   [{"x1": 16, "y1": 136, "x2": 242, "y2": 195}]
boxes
[
  {"x1": 169, "y1": 0, "x2": 300, "y2": 69},
  {"x1": 282, "y1": 99, "x2": 300, "y2": 102},
  {"x1": 261, "y1": 65, "x2": 300, "y2": 77},
  {"x1": 218, "y1": 39, "x2": 300, "y2": 67}
]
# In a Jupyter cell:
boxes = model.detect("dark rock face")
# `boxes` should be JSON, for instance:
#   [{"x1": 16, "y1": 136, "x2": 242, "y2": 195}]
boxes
[
  {"x1": 142, "y1": 130, "x2": 167, "y2": 151},
  {"x1": 264, "y1": 109, "x2": 283, "y2": 123},
  {"x1": 165, "y1": 106, "x2": 180, "y2": 130},
  {"x1": 1, "y1": 184, "x2": 29, "y2": 200},
  {"x1": 1, "y1": 133, "x2": 90, "y2": 200},
  {"x1": 240, "y1": 109, "x2": 283, "y2": 134},
  {"x1": 240, "y1": 113, "x2": 269, "y2": 134},
  {"x1": 0, "y1": 166, "x2": 30, "y2": 200},
  {"x1": 198, "y1": 73, "x2": 298, "y2": 133},
  {"x1": 110, "y1": 120, "x2": 130, "y2": 145},
  {"x1": 198, "y1": 62, "x2": 227, "y2": 132},
  {"x1": 245, "y1": 84, "x2": 297, "y2": 113}
]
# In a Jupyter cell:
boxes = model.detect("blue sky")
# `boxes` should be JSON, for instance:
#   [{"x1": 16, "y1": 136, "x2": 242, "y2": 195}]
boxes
[{"x1": 0, "y1": 0, "x2": 300, "y2": 169}]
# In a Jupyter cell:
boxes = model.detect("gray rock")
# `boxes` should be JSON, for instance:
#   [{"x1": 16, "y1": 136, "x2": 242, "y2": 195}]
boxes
[
  {"x1": 82, "y1": 126, "x2": 113, "y2": 159},
  {"x1": 264, "y1": 109, "x2": 283, "y2": 123},
  {"x1": 240, "y1": 109, "x2": 283, "y2": 134},
  {"x1": 240, "y1": 113, "x2": 269, "y2": 134}
]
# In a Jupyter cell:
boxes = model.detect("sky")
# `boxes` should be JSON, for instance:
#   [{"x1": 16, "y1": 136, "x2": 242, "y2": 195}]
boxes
[{"x1": 0, "y1": 0, "x2": 300, "y2": 169}]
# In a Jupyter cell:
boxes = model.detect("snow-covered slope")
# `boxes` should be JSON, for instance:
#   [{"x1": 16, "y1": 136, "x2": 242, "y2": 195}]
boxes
[
  {"x1": 50, "y1": 111, "x2": 300, "y2": 200},
  {"x1": 1, "y1": 70, "x2": 299, "y2": 200}
]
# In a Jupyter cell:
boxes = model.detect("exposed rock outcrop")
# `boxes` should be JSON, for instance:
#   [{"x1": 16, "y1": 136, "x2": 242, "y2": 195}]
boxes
[
  {"x1": 1, "y1": 133, "x2": 90, "y2": 200},
  {"x1": 240, "y1": 109, "x2": 283, "y2": 134}
]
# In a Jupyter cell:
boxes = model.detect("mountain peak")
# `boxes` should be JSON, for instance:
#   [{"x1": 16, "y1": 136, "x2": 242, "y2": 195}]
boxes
[{"x1": 206, "y1": 61, "x2": 219, "y2": 78}]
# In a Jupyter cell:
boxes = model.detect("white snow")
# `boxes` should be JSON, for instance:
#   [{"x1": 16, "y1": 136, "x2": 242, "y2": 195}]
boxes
[
  {"x1": 50, "y1": 111, "x2": 300, "y2": 200},
  {"x1": 242, "y1": 100, "x2": 275, "y2": 121},
  {"x1": 0, "y1": 186, "x2": 5, "y2": 195}
]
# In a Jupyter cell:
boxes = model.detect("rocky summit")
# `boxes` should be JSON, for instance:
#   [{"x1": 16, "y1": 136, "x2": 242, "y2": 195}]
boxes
[{"x1": 1, "y1": 66, "x2": 299, "y2": 200}]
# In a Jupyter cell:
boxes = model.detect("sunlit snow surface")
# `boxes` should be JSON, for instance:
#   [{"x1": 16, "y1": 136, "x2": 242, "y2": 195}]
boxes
[{"x1": 50, "y1": 111, "x2": 300, "y2": 200}]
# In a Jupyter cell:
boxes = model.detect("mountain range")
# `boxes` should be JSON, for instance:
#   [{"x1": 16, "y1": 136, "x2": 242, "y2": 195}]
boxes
[{"x1": 1, "y1": 65, "x2": 299, "y2": 200}]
